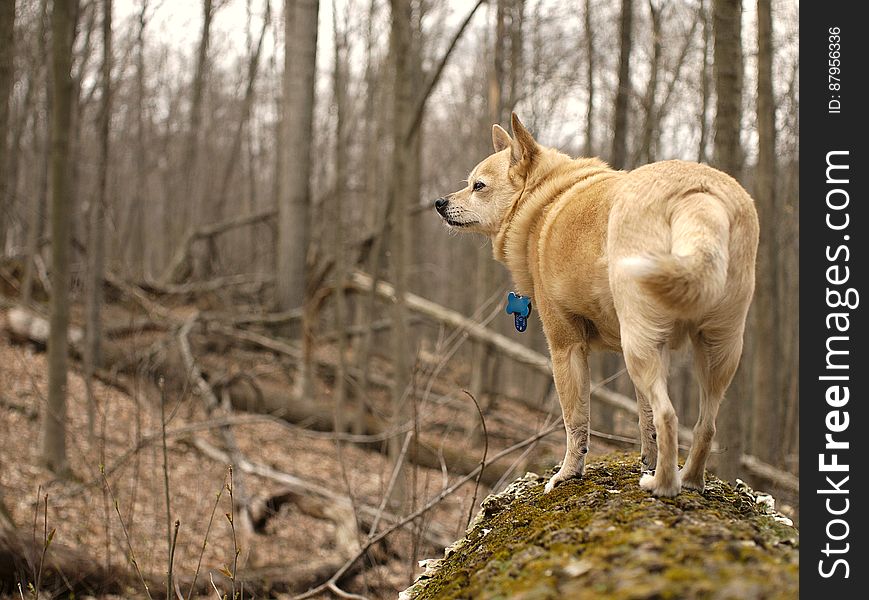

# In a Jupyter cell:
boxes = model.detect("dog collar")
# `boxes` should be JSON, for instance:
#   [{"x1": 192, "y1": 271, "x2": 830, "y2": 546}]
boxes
[{"x1": 506, "y1": 292, "x2": 532, "y2": 332}]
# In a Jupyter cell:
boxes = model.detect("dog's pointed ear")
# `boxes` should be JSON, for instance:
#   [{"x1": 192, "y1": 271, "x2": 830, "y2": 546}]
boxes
[
  {"x1": 509, "y1": 112, "x2": 538, "y2": 167},
  {"x1": 492, "y1": 124, "x2": 512, "y2": 153}
]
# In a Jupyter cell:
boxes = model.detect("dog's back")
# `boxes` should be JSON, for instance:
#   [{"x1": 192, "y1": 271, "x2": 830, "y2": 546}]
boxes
[{"x1": 608, "y1": 160, "x2": 759, "y2": 323}]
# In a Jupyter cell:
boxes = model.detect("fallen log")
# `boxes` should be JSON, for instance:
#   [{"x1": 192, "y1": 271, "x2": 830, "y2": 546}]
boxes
[
  {"x1": 190, "y1": 438, "x2": 454, "y2": 550},
  {"x1": 160, "y1": 210, "x2": 276, "y2": 285},
  {"x1": 218, "y1": 377, "x2": 511, "y2": 488},
  {"x1": 142, "y1": 273, "x2": 274, "y2": 297},
  {"x1": 178, "y1": 317, "x2": 256, "y2": 555},
  {"x1": 402, "y1": 455, "x2": 799, "y2": 600}
]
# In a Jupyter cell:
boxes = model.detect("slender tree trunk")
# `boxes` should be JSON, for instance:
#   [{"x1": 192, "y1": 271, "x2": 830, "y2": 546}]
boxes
[
  {"x1": 127, "y1": 0, "x2": 147, "y2": 277},
  {"x1": 84, "y1": 0, "x2": 111, "y2": 441},
  {"x1": 213, "y1": 2, "x2": 270, "y2": 219},
  {"x1": 697, "y1": 0, "x2": 711, "y2": 162},
  {"x1": 507, "y1": 0, "x2": 524, "y2": 113},
  {"x1": 611, "y1": 0, "x2": 633, "y2": 169},
  {"x1": 583, "y1": 0, "x2": 594, "y2": 156},
  {"x1": 388, "y1": 0, "x2": 414, "y2": 508},
  {"x1": 180, "y1": 0, "x2": 213, "y2": 247},
  {"x1": 42, "y1": 0, "x2": 79, "y2": 475},
  {"x1": 277, "y1": 0, "x2": 318, "y2": 311},
  {"x1": 280, "y1": 0, "x2": 319, "y2": 404},
  {"x1": 751, "y1": 0, "x2": 777, "y2": 462},
  {"x1": 710, "y1": 0, "x2": 744, "y2": 483},
  {"x1": 331, "y1": 0, "x2": 349, "y2": 433},
  {"x1": 21, "y1": 110, "x2": 48, "y2": 307},
  {"x1": 637, "y1": 0, "x2": 661, "y2": 164},
  {"x1": 22, "y1": 0, "x2": 51, "y2": 307},
  {"x1": 711, "y1": 0, "x2": 743, "y2": 177},
  {"x1": 0, "y1": 0, "x2": 15, "y2": 253}
]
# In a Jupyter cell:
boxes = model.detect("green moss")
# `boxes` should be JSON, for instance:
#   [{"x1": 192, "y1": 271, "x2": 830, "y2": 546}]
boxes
[{"x1": 404, "y1": 453, "x2": 799, "y2": 600}]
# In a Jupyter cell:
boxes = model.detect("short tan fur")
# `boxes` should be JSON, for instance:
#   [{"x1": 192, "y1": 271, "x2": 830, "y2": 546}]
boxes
[{"x1": 435, "y1": 114, "x2": 759, "y2": 497}]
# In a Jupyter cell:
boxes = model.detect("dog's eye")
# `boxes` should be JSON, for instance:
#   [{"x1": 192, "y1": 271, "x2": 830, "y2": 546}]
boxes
[{"x1": 473, "y1": 181, "x2": 486, "y2": 192}]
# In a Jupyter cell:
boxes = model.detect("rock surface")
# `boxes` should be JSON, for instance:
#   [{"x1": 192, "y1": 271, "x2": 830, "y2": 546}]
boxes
[{"x1": 402, "y1": 453, "x2": 798, "y2": 600}]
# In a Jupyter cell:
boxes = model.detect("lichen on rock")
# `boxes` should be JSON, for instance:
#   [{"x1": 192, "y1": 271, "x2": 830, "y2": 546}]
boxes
[{"x1": 401, "y1": 453, "x2": 798, "y2": 600}]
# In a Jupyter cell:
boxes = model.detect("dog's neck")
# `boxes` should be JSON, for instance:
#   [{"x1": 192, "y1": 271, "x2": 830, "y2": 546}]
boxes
[{"x1": 492, "y1": 154, "x2": 614, "y2": 298}]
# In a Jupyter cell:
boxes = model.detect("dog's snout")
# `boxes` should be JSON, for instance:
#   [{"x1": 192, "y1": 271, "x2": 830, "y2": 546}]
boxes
[{"x1": 434, "y1": 197, "x2": 449, "y2": 213}]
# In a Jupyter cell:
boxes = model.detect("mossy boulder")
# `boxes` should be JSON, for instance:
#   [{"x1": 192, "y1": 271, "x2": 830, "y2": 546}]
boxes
[{"x1": 402, "y1": 453, "x2": 798, "y2": 600}]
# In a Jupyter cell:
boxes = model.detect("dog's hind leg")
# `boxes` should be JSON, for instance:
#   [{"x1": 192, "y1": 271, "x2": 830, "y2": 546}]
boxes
[
  {"x1": 544, "y1": 343, "x2": 591, "y2": 493},
  {"x1": 681, "y1": 326, "x2": 744, "y2": 491},
  {"x1": 622, "y1": 335, "x2": 681, "y2": 497},
  {"x1": 637, "y1": 388, "x2": 657, "y2": 471}
]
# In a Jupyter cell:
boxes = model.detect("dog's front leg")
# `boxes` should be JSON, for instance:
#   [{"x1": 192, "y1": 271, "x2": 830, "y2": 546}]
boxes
[{"x1": 545, "y1": 344, "x2": 591, "y2": 493}]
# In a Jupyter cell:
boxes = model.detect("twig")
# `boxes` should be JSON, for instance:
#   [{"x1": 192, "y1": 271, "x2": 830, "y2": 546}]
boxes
[
  {"x1": 368, "y1": 431, "x2": 414, "y2": 538},
  {"x1": 404, "y1": 0, "x2": 487, "y2": 144},
  {"x1": 186, "y1": 477, "x2": 226, "y2": 600},
  {"x1": 30, "y1": 485, "x2": 42, "y2": 592},
  {"x1": 209, "y1": 572, "x2": 222, "y2": 600},
  {"x1": 161, "y1": 383, "x2": 175, "y2": 598},
  {"x1": 34, "y1": 494, "x2": 54, "y2": 600},
  {"x1": 101, "y1": 466, "x2": 154, "y2": 600},
  {"x1": 168, "y1": 520, "x2": 180, "y2": 599},
  {"x1": 328, "y1": 581, "x2": 369, "y2": 600},
  {"x1": 290, "y1": 421, "x2": 564, "y2": 600},
  {"x1": 462, "y1": 390, "x2": 488, "y2": 530},
  {"x1": 225, "y1": 466, "x2": 240, "y2": 600}
]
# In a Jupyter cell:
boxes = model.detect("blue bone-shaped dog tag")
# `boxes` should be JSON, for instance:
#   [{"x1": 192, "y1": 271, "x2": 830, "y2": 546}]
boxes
[{"x1": 505, "y1": 292, "x2": 532, "y2": 333}]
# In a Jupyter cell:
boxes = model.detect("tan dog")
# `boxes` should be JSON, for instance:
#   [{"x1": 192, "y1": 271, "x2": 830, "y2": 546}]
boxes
[{"x1": 435, "y1": 114, "x2": 758, "y2": 497}]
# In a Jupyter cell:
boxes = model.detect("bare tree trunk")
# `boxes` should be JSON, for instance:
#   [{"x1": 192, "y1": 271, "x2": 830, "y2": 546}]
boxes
[
  {"x1": 127, "y1": 0, "x2": 147, "y2": 278},
  {"x1": 42, "y1": 0, "x2": 79, "y2": 475},
  {"x1": 279, "y1": 0, "x2": 319, "y2": 405},
  {"x1": 179, "y1": 0, "x2": 213, "y2": 249},
  {"x1": 697, "y1": 0, "x2": 711, "y2": 163},
  {"x1": 637, "y1": 0, "x2": 661, "y2": 164},
  {"x1": 0, "y1": 0, "x2": 14, "y2": 253},
  {"x1": 213, "y1": 2, "x2": 270, "y2": 219},
  {"x1": 778, "y1": 63, "x2": 799, "y2": 468},
  {"x1": 21, "y1": 112, "x2": 48, "y2": 307},
  {"x1": 710, "y1": 0, "x2": 744, "y2": 483},
  {"x1": 21, "y1": 0, "x2": 51, "y2": 307},
  {"x1": 507, "y1": 0, "x2": 524, "y2": 112},
  {"x1": 84, "y1": 0, "x2": 111, "y2": 441},
  {"x1": 751, "y1": 0, "x2": 777, "y2": 462},
  {"x1": 331, "y1": 0, "x2": 349, "y2": 433},
  {"x1": 611, "y1": 0, "x2": 633, "y2": 169},
  {"x1": 277, "y1": 0, "x2": 318, "y2": 311},
  {"x1": 711, "y1": 0, "x2": 743, "y2": 177},
  {"x1": 583, "y1": 0, "x2": 594, "y2": 156},
  {"x1": 388, "y1": 0, "x2": 414, "y2": 509}
]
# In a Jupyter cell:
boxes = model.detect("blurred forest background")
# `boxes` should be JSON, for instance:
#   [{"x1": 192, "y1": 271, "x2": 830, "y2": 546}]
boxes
[{"x1": 0, "y1": 0, "x2": 798, "y2": 597}]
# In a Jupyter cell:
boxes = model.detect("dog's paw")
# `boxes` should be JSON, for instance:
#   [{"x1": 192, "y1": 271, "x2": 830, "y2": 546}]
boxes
[
  {"x1": 639, "y1": 470, "x2": 681, "y2": 497},
  {"x1": 640, "y1": 448, "x2": 658, "y2": 471},
  {"x1": 545, "y1": 468, "x2": 583, "y2": 493},
  {"x1": 680, "y1": 468, "x2": 705, "y2": 492}
]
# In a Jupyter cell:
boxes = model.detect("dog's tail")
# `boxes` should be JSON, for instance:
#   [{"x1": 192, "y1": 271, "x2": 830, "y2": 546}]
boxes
[{"x1": 619, "y1": 194, "x2": 730, "y2": 315}]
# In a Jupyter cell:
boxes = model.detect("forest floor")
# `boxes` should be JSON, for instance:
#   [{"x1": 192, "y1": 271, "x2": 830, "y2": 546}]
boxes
[{"x1": 0, "y1": 297, "x2": 620, "y2": 599}]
